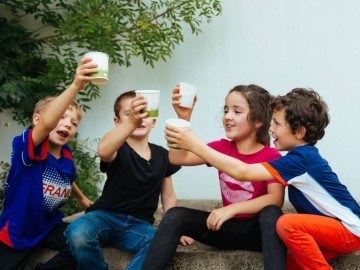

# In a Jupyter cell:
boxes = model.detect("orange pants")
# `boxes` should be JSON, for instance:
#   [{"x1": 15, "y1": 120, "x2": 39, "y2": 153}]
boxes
[{"x1": 276, "y1": 213, "x2": 360, "y2": 270}]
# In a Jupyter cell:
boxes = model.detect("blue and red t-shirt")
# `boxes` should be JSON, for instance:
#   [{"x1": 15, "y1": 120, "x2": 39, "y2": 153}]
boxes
[
  {"x1": 262, "y1": 145, "x2": 360, "y2": 237},
  {"x1": 0, "y1": 129, "x2": 76, "y2": 250}
]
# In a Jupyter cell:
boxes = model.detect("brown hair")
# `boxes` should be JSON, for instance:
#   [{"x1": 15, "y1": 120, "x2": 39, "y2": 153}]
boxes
[
  {"x1": 228, "y1": 84, "x2": 273, "y2": 145},
  {"x1": 113, "y1": 90, "x2": 136, "y2": 118},
  {"x1": 33, "y1": 96, "x2": 84, "y2": 120},
  {"x1": 270, "y1": 88, "x2": 330, "y2": 145}
]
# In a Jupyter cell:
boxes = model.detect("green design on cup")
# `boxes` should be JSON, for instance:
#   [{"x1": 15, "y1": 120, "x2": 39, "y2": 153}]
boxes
[
  {"x1": 90, "y1": 70, "x2": 108, "y2": 78},
  {"x1": 167, "y1": 140, "x2": 181, "y2": 150},
  {"x1": 146, "y1": 109, "x2": 159, "y2": 118}
]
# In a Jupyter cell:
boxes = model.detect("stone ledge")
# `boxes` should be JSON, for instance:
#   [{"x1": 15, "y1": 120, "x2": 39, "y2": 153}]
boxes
[
  {"x1": 25, "y1": 200, "x2": 360, "y2": 270},
  {"x1": 25, "y1": 243, "x2": 360, "y2": 270}
]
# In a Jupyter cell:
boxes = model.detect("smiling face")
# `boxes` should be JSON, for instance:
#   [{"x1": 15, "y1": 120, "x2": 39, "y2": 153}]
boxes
[
  {"x1": 222, "y1": 91, "x2": 257, "y2": 141},
  {"x1": 269, "y1": 109, "x2": 306, "y2": 151},
  {"x1": 115, "y1": 97, "x2": 155, "y2": 139}
]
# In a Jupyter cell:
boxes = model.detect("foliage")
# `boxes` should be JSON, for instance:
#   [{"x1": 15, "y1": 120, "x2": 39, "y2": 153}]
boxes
[
  {"x1": 0, "y1": 161, "x2": 10, "y2": 208},
  {"x1": 0, "y1": 0, "x2": 222, "y2": 125},
  {"x1": 0, "y1": 0, "x2": 221, "y2": 214},
  {"x1": 61, "y1": 137, "x2": 104, "y2": 216}
]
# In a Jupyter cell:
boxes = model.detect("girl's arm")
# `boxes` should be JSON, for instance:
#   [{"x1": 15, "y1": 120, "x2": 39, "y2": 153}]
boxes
[
  {"x1": 71, "y1": 182, "x2": 93, "y2": 208},
  {"x1": 167, "y1": 84, "x2": 203, "y2": 166},
  {"x1": 207, "y1": 183, "x2": 284, "y2": 231},
  {"x1": 168, "y1": 148, "x2": 206, "y2": 166},
  {"x1": 166, "y1": 126, "x2": 274, "y2": 182}
]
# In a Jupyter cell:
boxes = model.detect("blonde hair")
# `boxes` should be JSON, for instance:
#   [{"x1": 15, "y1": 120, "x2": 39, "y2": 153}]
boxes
[{"x1": 33, "y1": 96, "x2": 84, "y2": 120}]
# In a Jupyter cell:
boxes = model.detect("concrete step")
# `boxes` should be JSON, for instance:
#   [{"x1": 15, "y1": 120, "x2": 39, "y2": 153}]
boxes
[{"x1": 25, "y1": 200, "x2": 360, "y2": 270}]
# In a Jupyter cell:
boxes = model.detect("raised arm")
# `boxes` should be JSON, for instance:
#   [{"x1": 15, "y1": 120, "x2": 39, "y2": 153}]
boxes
[
  {"x1": 32, "y1": 57, "x2": 97, "y2": 148},
  {"x1": 97, "y1": 96, "x2": 147, "y2": 162},
  {"x1": 167, "y1": 84, "x2": 204, "y2": 166},
  {"x1": 171, "y1": 84, "x2": 197, "y2": 121}
]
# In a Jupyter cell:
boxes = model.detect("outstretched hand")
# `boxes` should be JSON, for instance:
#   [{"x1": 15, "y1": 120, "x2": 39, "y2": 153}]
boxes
[
  {"x1": 128, "y1": 95, "x2": 149, "y2": 125},
  {"x1": 165, "y1": 125, "x2": 199, "y2": 151}
]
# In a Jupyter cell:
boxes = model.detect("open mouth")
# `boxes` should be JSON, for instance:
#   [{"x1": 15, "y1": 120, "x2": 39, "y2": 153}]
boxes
[{"x1": 57, "y1": 130, "x2": 69, "y2": 139}]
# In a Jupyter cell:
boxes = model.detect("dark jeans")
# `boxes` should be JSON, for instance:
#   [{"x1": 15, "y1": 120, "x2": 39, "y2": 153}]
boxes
[
  {"x1": 0, "y1": 221, "x2": 76, "y2": 270},
  {"x1": 141, "y1": 205, "x2": 287, "y2": 270}
]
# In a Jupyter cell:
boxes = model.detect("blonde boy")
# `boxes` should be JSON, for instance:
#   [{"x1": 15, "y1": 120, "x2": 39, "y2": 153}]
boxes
[{"x1": 0, "y1": 57, "x2": 96, "y2": 270}]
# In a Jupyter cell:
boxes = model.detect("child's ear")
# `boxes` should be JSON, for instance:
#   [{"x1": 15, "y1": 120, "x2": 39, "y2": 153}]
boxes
[
  {"x1": 296, "y1": 126, "x2": 306, "y2": 140},
  {"x1": 151, "y1": 119, "x2": 156, "y2": 128},
  {"x1": 113, "y1": 116, "x2": 120, "y2": 126},
  {"x1": 33, "y1": 113, "x2": 40, "y2": 126},
  {"x1": 254, "y1": 120, "x2": 263, "y2": 129}
]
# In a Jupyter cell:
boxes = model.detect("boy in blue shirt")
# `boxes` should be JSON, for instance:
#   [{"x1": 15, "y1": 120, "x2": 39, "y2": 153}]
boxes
[{"x1": 0, "y1": 56, "x2": 97, "y2": 270}]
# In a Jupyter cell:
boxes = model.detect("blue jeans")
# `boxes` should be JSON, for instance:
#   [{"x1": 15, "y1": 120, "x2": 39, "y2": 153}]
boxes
[{"x1": 64, "y1": 210, "x2": 156, "y2": 270}]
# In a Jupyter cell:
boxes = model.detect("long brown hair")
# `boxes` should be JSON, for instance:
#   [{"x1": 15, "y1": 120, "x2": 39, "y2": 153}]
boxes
[{"x1": 228, "y1": 84, "x2": 272, "y2": 145}]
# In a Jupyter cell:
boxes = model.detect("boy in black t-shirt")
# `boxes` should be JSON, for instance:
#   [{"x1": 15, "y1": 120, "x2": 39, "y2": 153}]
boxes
[{"x1": 65, "y1": 91, "x2": 191, "y2": 270}]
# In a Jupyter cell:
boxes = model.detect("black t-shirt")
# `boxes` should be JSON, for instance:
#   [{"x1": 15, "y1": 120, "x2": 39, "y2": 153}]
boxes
[{"x1": 87, "y1": 142, "x2": 181, "y2": 224}]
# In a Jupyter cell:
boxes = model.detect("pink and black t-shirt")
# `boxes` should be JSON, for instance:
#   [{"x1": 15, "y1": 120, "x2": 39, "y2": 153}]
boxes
[{"x1": 207, "y1": 139, "x2": 281, "y2": 219}]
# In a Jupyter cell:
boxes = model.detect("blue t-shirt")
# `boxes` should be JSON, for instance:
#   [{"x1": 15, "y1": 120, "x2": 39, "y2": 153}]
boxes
[
  {"x1": 262, "y1": 145, "x2": 360, "y2": 237},
  {"x1": 0, "y1": 129, "x2": 76, "y2": 250}
]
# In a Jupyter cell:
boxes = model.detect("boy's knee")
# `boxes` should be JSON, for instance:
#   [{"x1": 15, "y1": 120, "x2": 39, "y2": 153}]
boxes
[
  {"x1": 162, "y1": 207, "x2": 187, "y2": 223},
  {"x1": 276, "y1": 214, "x2": 293, "y2": 238},
  {"x1": 64, "y1": 221, "x2": 89, "y2": 248}
]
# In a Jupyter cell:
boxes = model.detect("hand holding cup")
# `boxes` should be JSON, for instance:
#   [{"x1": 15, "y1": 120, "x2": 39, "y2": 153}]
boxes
[
  {"x1": 172, "y1": 84, "x2": 197, "y2": 121},
  {"x1": 83, "y1": 51, "x2": 109, "y2": 85},
  {"x1": 179, "y1": 82, "x2": 197, "y2": 108},
  {"x1": 135, "y1": 90, "x2": 161, "y2": 118},
  {"x1": 165, "y1": 118, "x2": 191, "y2": 150}
]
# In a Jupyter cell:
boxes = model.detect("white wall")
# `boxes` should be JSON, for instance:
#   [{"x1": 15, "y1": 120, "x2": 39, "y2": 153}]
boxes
[{"x1": 1, "y1": 0, "x2": 360, "y2": 200}]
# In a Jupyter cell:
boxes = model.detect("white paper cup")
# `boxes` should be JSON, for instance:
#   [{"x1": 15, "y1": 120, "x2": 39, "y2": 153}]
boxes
[
  {"x1": 135, "y1": 90, "x2": 160, "y2": 118},
  {"x1": 179, "y1": 82, "x2": 197, "y2": 108},
  {"x1": 84, "y1": 51, "x2": 109, "y2": 85},
  {"x1": 165, "y1": 118, "x2": 191, "y2": 150}
]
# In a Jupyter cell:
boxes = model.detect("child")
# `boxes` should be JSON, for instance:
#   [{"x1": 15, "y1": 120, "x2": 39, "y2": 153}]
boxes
[
  {"x1": 142, "y1": 84, "x2": 287, "y2": 270},
  {"x1": 64, "y1": 90, "x2": 188, "y2": 270},
  {"x1": 165, "y1": 87, "x2": 360, "y2": 269},
  {"x1": 0, "y1": 57, "x2": 96, "y2": 270}
]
